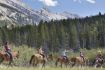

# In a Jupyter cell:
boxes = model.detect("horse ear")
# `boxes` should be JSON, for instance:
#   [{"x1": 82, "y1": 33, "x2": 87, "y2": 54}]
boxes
[
  {"x1": 16, "y1": 51, "x2": 19, "y2": 59},
  {"x1": 18, "y1": 51, "x2": 19, "y2": 54}
]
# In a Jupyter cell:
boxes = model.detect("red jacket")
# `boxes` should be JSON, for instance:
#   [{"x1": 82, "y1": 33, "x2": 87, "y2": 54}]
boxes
[{"x1": 4, "y1": 45, "x2": 11, "y2": 52}]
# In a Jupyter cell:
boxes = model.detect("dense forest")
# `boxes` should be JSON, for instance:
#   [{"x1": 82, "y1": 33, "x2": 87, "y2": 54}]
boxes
[{"x1": 0, "y1": 13, "x2": 105, "y2": 52}]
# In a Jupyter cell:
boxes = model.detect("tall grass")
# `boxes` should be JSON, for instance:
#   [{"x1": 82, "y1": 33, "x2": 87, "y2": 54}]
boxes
[
  {"x1": 0, "y1": 66, "x2": 105, "y2": 70},
  {"x1": 0, "y1": 45, "x2": 105, "y2": 67}
]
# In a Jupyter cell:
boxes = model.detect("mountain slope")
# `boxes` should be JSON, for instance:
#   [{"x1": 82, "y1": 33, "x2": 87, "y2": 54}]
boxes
[{"x1": 0, "y1": 0, "x2": 79, "y2": 26}]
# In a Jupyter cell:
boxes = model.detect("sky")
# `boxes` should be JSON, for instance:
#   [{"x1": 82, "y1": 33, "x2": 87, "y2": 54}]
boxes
[{"x1": 22, "y1": 0, "x2": 105, "y2": 17}]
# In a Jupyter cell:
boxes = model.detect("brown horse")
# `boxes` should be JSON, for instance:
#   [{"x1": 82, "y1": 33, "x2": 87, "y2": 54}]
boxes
[
  {"x1": 29, "y1": 53, "x2": 46, "y2": 67},
  {"x1": 55, "y1": 56, "x2": 69, "y2": 67},
  {"x1": 47, "y1": 54, "x2": 55, "y2": 61},
  {"x1": 70, "y1": 56, "x2": 89, "y2": 67},
  {"x1": 0, "y1": 51, "x2": 19, "y2": 65}
]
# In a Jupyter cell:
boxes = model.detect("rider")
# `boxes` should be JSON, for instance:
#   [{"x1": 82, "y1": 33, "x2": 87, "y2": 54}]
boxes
[
  {"x1": 80, "y1": 51, "x2": 85, "y2": 62},
  {"x1": 61, "y1": 49, "x2": 68, "y2": 60},
  {"x1": 38, "y1": 46, "x2": 45, "y2": 58},
  {"x1": 96, "y1": 50, "x2": 103, "y2": 61},
  {"x1": 3, "y1": 41, "x2": 13, "y2": 62}
]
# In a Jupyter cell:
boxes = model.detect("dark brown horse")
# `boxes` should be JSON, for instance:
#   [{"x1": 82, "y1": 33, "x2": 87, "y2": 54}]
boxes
[
  {"x1": 29, "y1": 53, "x2": 46, "y2": 67},
  {"x1": 55, "y1": 56, "x2": 69, "y2": 67},
  {"x1": 0, "y1": 51, "x2": 19, "y2": 65},
  {"x1": 47, "y1": 54, "x2": 54, "y2": 61},
  {"x1": 70, "y1": 56, "x2": 89, "y2": 67}
]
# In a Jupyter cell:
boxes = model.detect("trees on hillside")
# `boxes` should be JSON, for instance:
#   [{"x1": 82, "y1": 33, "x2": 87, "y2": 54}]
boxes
[{"x1": 0, "y1": 13, "x2": 105, "y2": 52}]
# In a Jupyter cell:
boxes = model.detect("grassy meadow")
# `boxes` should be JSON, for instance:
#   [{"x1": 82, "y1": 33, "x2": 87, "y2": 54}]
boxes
[
  {"x1": 0, "y1": 66, "x2": 105, "y2": 70},
  {"x1": 0, "y1": 45, "x2": 105, "y2": 70}
]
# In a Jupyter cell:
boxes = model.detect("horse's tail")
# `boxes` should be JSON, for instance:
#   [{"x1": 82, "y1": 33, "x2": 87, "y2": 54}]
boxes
[
  {"x1": 29, "y1": 55, "x2": 35, "y2": 64},
  {"x1": 55, "y1": 58, "x2": 60, "y2": 67},
  {"x1": 70, "y1": 57, "x2": 76, "y2": 67},
  {"x1": 0, "y1": 53, "x2": 4, "y2": 63},
  {"x1": 71, "y1": 57, "x2": 76, "y2": 62}
]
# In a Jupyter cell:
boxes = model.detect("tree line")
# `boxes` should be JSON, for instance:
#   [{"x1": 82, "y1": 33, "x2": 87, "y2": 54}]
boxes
[{"x1": 0, "y1": 13, "x2": 105, "y2": 52}]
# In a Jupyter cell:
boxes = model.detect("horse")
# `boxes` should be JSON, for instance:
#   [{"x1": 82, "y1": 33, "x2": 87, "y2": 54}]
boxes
[
  {"x1": 55, "y1": 56, "x2": 69, "y2": 67},
  {"x1": 0, "y1": 51, "x2": 19, "y2": 65},
  {"x1": 70, "y1": 56, "x2": 89, "y2": 67},
  {"x1": 93, "y1": 57, "x2": 104, "y2": 68},
  {"x1": 29, "y1": 53, "x2": 46, "y2": 67}
]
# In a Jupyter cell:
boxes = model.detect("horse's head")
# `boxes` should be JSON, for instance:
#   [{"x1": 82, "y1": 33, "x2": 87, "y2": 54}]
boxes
[
  {"x1": 13, "y1": 51, "x2": 19, "y2": 59},
  {"x1": 47, "y1": 54, "x2": 53, "y2": 61},
  {"x1": 0, "y1": 51, "x2": 5, "y2": 57}
]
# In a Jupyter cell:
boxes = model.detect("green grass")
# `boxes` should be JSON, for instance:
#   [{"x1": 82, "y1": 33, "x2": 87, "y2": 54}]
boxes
[
  {"x1": 0, "y1": 45, "x2": 105, "y2": 68},
  {"x1": 0, "y1": 65, "x2": 105, "y2": 70}
]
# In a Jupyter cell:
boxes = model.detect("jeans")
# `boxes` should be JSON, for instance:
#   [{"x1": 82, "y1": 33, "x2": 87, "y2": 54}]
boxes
[{"x1": 6, "y1": 51, "x2": 13, "y2": 61}]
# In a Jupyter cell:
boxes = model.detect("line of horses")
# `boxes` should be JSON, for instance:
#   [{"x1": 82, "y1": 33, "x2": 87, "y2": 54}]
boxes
[
  {"x1": 29, "y1": 53, "x2": 105, "y2": 68},
  {"x1": 0, "y1": 51, "x2": 104, "y2": 68}
]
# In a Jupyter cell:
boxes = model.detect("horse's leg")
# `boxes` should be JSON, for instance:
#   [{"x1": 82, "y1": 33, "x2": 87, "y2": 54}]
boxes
[
  {"x1": 84, "y1": 61, "x2": 87, "y2": 67},
  {"x1": 100, "y1": 65, "x2": 103, "y2": 69},
  {"x1": 55, "y1": 59, "x2": 59, "y2": 67},
  {"x1": 65, "y1": 62, "x2": 67, "y2": 67},
  {"x1": 94, "y1": 64, "x2": 97, "y2": 68},
  {"x1": 55, "y1": 61, "x2": 57, "y2": 67},
  {"x1": 32, "y1": 59, "x2": 35, "y2": 66},
  {"x1": 66, "y1": 62, "x2": 69, "y2": 67},
  {"x1": 71, "y1": 60, "x2": 76, "y2": 67},
  {"x1": 80, "y1": 64, "x2": 83, "y2": 68},
  {"x1": 0, "y1": 57, "x2": 4, "y2": 64},
  {"x1": 8, "y1": 58, "x2": 12, "y2": 66},
  {"x1": 8, "y1": 58, "x2": 14, "y2": 66},
  {"x1": 42, "y1": 60, "x2": 46, "y2": 68},
  {"x1": 10, "y1": 58, "x2": 16, "y2": 66},
  {"x1": 33, "y1": 59, "x2": 37, "y2": 67},
  {"x1": 11, "y1": 59, "x2": 16, "y2": 67},
  {"x1": 94, "y1": 60, "x2": 98, "y2": 68},
  {"x1": 34, "y1": 62, "x2": 37, "y2": 67},
  {"x1": 65, "y1": 59, "x2": 69, "y2": 67},
  {"x1": 64, "y1": 61, "x2": 67, "y2": 67},
  {"x1": 8, "y1": 60, "x2": 12, "y2": 67},
  {"x1": 60, "y1": 59, "x2": 63, "y2": 68},
  {"x1": 34, "y1": 59, "x2": 38, "y2": 67},
  {"x1": 60, "y1": 61, "x2": 63, "y2": 68},
  {"x1": 30, "y1": 55, "x2": 38, "y2": 67},
  {"x1": 72, "y1": 62, "x2": 75, "y2": 67}
]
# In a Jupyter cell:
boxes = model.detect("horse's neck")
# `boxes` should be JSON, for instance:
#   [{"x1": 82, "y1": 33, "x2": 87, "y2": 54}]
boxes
[
  {"x1": 0, "y1": 51, "x2": 5, "y2": 54},
  {"x1": 78, "y1": 56, "x2": 80, "y2": 58},
  {"x1": 12, "y1": 52, "x2": 18, "y2": 57}
]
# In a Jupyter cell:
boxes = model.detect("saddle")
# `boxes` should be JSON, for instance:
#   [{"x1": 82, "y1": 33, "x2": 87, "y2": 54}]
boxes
[
  {"x1": 80, "y1": 57, "x2": 85, "y2": 62},
  {"x1": 62, "y1": 56, "x2": 68, "y2": 60},
  {"x1": 96, "y1": 57, "x2": 103, "y2": 62},
  {"x1": 5, "y1": 52, "x2": 13, "y2": 61},
  {"x1": 95, "y1": 57, "x2": 104, "y2": 67},
  {"x1": 39, "y1": 54, "x2": 45, "y2": 58},
  {"x1": 5, "y1": 52, "x2": 10, "y2": 58}
]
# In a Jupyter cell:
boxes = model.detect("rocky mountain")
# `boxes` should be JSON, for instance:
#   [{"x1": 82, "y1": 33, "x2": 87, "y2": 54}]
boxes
[{"x1": 0, "y1": 0, "x2": 79, "y2": 27}]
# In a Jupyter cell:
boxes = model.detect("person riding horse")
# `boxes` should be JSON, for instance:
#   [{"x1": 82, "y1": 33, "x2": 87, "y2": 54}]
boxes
[
  {"x1": 61, "y1": 49, "x2": 68, "y2": 60},
  {"x1": 55, "y1": 49, "x2": 69, "y2": 67},
  {"x1": 29, "y1": 47, "x2": 46, "y2": 67},
  {"x1": 95, "y1": 50, "x2": 104, "y2": 62},
  {"x1": 37, "y1": 47, "x2": 45, "y2": 58},
  {"x1": 93, "y1": 50, "x2": 104, "y2": 67},
  {"x1": 80, "y1": 51, "x2": 85, "y2": 62},
  {"x1": 3, "y1": 41, "x2": 13, "y2": 63}
]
